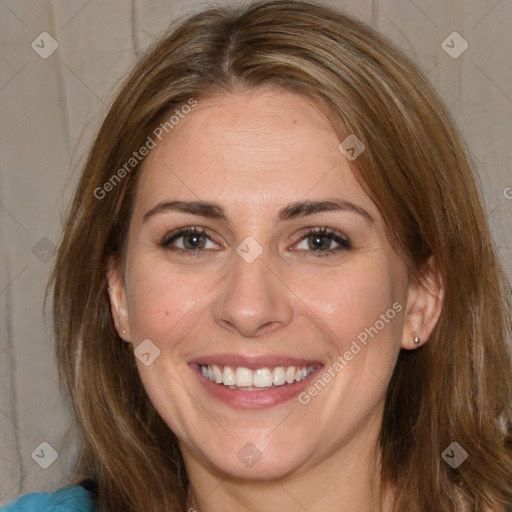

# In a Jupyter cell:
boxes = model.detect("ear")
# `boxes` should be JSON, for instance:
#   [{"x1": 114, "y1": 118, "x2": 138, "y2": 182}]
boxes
[
  {"x1": 106, "y1": 256, "x2": 131, "y2": 343},
  {"x1": 401, "y1": 255, "x2": 444, "y2": 350}
]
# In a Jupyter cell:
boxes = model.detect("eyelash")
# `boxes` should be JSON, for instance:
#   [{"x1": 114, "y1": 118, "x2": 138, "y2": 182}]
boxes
[{"x1": 159, "y1": 226, "x2": 352, "y2": 257}]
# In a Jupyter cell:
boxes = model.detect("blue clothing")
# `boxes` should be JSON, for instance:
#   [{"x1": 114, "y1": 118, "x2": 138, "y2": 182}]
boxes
[
  {"x1": 1, "y1": 484, "x2": 99, "y2": 512},
  {"x1": 3, "y1": 484, "x2": 511, "y2": 511}
]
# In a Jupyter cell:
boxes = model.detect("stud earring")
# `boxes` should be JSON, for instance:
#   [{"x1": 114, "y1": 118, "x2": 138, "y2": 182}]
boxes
[{"x1": 414, "y1": 335, "x2": 421, "y2": 345}]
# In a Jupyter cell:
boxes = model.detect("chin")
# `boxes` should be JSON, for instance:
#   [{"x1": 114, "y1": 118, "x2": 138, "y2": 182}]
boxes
[
  {"x1": 210, "y1": 448, "x2": 308, "y2": 481},
  {"x1": 188, "y1": 431, "x2": 316, "y2": 481}
]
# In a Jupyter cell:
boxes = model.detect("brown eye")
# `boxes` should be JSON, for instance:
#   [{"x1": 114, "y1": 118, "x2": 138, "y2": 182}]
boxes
[
  {"x1": 293, "y1": 227, "x2": 351, "y2": 254},
  {"x1": 161, "y1": 227, "x2": 220, "y2": 252},
  {"x1": 180, "y1": 231, "x2": 206, "y2": 250}
]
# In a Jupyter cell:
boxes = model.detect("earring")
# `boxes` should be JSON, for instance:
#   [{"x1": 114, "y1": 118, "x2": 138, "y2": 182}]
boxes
[{"x1": 414, "y1": 335, "x2": 421, "y2": 345}]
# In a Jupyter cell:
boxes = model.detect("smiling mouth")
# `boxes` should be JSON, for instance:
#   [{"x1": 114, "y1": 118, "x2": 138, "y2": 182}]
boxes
[{"x1": 199, "y1": 364, "x2": 320, "y2": 391}]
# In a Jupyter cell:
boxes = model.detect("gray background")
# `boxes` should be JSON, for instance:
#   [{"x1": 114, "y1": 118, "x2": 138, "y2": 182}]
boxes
[{"x1": 0, "y1": 0, "x2": 511, "y2": 504}]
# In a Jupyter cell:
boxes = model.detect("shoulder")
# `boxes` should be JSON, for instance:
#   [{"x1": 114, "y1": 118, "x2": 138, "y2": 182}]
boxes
[{"x1": 1, "y1": 484, "x2": 99, "y2": 512}]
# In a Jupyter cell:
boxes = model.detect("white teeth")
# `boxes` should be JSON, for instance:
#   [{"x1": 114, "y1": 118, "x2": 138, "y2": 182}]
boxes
[
  {"x1": 212, "y1": 365, "x2": 223, "y2": 384},
  {"x1": 235, "y1": 367, "x2": 253, "y2": 387},
  {"x1": 253, "y1": 368, "x2": 273, "y2": 388},
  {"x1": 272, "y1": 367, "x2": 286, "y2": 385},
  {"x1": 200, "y1": 364, "x2": 318, "y2": 389},
  {"x1": 222, "y1": 366, "x2": 235, "y2": 386}
]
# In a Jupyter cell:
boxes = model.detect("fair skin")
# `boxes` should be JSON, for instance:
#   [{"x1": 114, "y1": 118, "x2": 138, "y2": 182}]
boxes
[{"x1": 107, "y1": 88, "x2": 445, "y2": 512}]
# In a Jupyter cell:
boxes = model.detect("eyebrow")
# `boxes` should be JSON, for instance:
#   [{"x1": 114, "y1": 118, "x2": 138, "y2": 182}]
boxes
[{"x1": 143, "y1": 199, "x2": 374, "y2": 224}]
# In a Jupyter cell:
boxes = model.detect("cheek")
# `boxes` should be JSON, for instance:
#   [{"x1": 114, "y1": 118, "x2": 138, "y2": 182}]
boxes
[
  {"x1": 125, "y1": 256, "x2": 217, "y2": 341},
  {"x1": 296, "y1": 258, "x2": 404, "y2": 356}
]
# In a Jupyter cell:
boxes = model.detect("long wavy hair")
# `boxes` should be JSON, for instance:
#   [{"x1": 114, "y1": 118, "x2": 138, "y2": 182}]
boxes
[{"x1": 49, "y1": 1, "x2": 512, "y2": 510}]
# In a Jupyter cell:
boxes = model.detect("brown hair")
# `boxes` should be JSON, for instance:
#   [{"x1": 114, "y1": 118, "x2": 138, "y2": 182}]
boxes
[{"x1": 49, "y1": 1, "x2": 512, "y2": 510}]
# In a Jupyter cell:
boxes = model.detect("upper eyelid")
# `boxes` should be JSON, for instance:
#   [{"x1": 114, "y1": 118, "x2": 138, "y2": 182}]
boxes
[
  {"x1": 163, "y1": 226, "x2": 218, "y2": 244},
  {"x1": 292, "y1": 226, "x2": 347, "y2": 239}
]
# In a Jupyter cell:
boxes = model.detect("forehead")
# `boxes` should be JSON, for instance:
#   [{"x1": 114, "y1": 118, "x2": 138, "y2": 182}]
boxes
[{"x1": 134, "y1": 88, "x2": 376, "y2": 220}]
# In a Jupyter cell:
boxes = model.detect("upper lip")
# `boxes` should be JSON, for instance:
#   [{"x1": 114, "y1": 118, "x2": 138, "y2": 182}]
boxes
[{"x1": 189, "y1": 354, "x2": 323, "y2": 369}]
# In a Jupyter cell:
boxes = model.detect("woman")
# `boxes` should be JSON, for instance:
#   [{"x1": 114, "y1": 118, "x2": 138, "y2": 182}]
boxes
[{"x1": 3, "y1": 1, "x2": 511, "y2": 511}]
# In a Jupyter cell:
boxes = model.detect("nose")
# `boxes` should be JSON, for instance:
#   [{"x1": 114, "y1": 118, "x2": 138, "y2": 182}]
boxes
[{"x1": 212, "y1": 248, "x2": 294, "y2": 338}]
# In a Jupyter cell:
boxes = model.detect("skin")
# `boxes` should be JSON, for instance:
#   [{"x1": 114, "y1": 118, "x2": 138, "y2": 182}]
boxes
[{"x1": 108, "y1": 88, "x2": 445, "y2": 512}]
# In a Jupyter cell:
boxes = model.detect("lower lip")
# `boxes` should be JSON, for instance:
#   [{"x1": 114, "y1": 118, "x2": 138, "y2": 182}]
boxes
[{"x1": 191, "y1": 364, "x2": 324, "y2": 409}]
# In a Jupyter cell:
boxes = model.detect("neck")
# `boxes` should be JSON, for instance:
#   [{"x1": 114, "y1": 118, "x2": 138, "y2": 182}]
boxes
[{"x1": 184, "y1": 430, "x2": 393, "y2": 512}]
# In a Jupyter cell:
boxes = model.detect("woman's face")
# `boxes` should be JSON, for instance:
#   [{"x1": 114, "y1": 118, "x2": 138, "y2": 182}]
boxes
[{"x1": 108, "y1": 88, "x2": 431, "y2": 481}]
